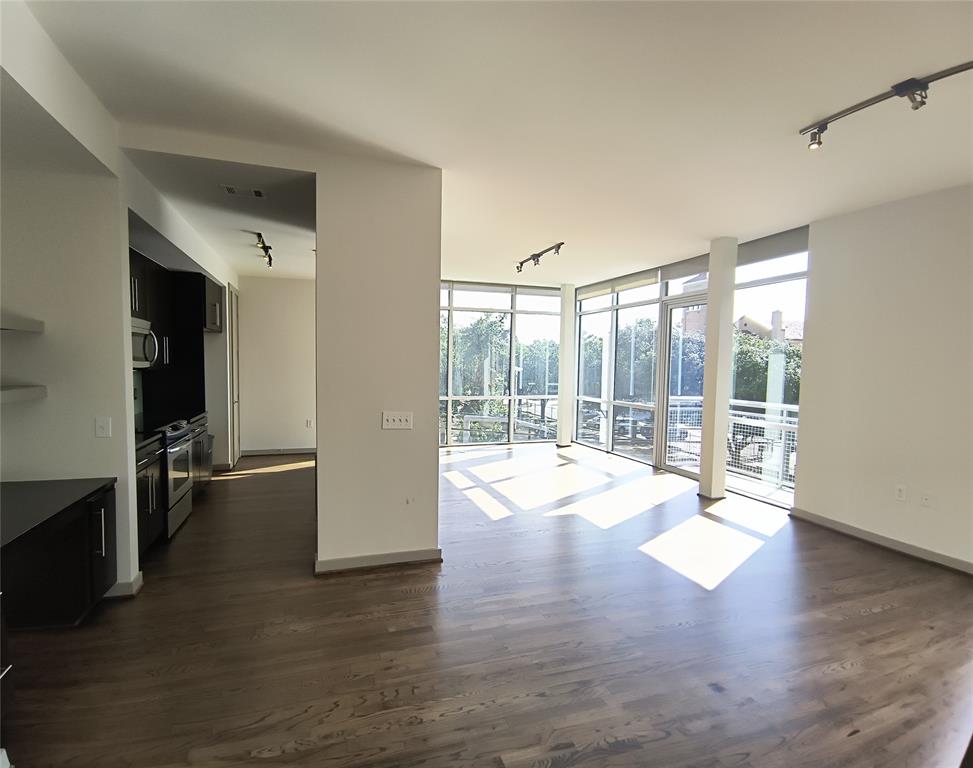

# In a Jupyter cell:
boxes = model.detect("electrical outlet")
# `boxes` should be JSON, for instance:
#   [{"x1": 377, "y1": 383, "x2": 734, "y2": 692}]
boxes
[
  {"x1": 920, "y1": 492, "x2": 933, "y2": 508},
  {"x1": 382, "y1": 411, "x2": 414, "y2": 430},
  {"x1": 95, "y1": 416, "x2": 112, "y2": 438},
  {"x1": 305, "y1": 418, "x2": 313, "y2": 429},
  {"x1": 894, "y1": 485, "x2": 907, "y2": 502}
]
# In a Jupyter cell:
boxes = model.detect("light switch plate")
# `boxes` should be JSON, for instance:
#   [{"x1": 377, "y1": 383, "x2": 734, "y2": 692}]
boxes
[
  {"x1": 95, "y1": 416, "x2": 112, "y2": 438},
  {"x1": 382, "y1": 411, "x2": 414, "y2": 430}
]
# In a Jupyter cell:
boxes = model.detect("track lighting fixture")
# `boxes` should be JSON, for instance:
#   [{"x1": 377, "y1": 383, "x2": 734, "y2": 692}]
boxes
[
  {"x1": 798, "y1": 60, "x2": 972, "y2": 149},
  {"x1": 516, "y1": 242, "x2": 564, "y2": 273},
  {"x1": 254, "y1": 232, "x2": 273, "y2": 269},
  {"x1": 807, "y1": 125, "x2": 826, "y2": 151}
]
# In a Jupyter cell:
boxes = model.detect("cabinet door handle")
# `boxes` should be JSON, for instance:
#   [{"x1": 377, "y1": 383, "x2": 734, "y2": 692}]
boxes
[
  {"x1": 95, "y1": 507, "x2": 106, "y2": 557},
  {"x1": 134, "y1": 278, "x2": 139, "y2": 312},
  {"x1": 131, "y1": 277, "x2": 136, "y2": 312},
  {"x1": 149, "y1": 477, "x2": 154, "y2": 513}
]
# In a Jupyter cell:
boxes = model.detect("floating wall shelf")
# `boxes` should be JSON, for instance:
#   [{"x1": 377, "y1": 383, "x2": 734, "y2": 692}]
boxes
[
  {"x1": 0, "y1": 310, "x2": 45, "y2": 334},
  {"x1": 1, "y1": 384, "x2": 48, "y2": 405}
]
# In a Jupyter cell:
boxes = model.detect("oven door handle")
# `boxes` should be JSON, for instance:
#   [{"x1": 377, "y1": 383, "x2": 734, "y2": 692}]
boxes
[{"x1": 168, "y1": 439, "x2": 191, "y2": 454}]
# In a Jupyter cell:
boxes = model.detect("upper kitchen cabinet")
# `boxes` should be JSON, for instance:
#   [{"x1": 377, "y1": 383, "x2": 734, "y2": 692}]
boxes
[
  {"x1": 172, "y1": 272, "x2": 224, "y2": 333},
  {"x1": 129, "y1": 249, "x2": 152, "y2": 321},
  {"x1": 204, "y1": 278, "x2": 223, "y2": 333}
]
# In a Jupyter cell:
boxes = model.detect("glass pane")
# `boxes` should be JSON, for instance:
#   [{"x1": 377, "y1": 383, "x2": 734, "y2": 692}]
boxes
[
  {"x1": 516, "y1": 292, "x2": 560, "y2": 312},
  {"x1": 666, "y1": 273, "x2": 708, "y2": 296},
  {"x1": 513, "y1": 398, "x2": 558, "y2": 441},
  {"x1": 726, "y1": 278, "x2": 806, "y2": 504},
  {"x1": 453, "y1": 287, "x2": 512, "y2": 310},
  {"x1": 440, "y1": 286, "x2": 449, "y2": 307},
  {"x1": 576, "y1": 400, "x2": 608, "y2": 449},
  {"x1": 614, "y1": 304, "x2": 658, "y2": 405},
  {"x1": 439, "y1": 310, "x2": 448, "y2": 396},
  {"x1": 735, "y1": 252, "x2": 808, "y2": 284},
  {"x1": 612, "y1": 405, "x2": 655, "y2": 463},
  {"x1": 451, "y1": 311, "x2": 510, "y2": 396},
  {"x1": 439, "y1": 400, "x2": 448, "y2": 445},
  {"x1": 665, "y1": 304, "x2": 706, "y2": 472},
  {"x1": 515, "y1": 313, "x2": 559, "y2": 396},
  {"x1": 580, "y1": 293, "x2": 612, "y2": 311},
  {"x1": 578, "y1": 311, "x2": 611, "y2": 399},
  {"x1": 451, "y1": 399, "x2": 509, "y2": 443},
  {"x1": 617, "y1": 283, "x2": 660, "y2": 304}
]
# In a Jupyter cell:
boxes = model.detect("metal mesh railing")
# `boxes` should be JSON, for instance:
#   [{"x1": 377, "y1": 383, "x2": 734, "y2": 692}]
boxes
[
  {"x1": 727, "y1": 399, "x2": 799, "y2": 490},
  {"x1": 665, "y1": 396, "x2": 704, "y2": 469}
]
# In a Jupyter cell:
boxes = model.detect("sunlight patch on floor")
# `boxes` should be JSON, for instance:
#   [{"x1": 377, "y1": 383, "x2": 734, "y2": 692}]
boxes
[
  {"x1": 638, "y1": 515, "x2": 764, "y2": 590},
  {"x1": 442, "y1": 470, "x2": 475, "y2": 489},
  {"x1": 463, "y1": 488, "x2": 514, "y2": 521},
  {"x1": 492, "y1": 463, "x2": 612, "y2": 510},
  {"x1": 705, "y1": 497, "x2": 789, "y2": 537},
  {"x1": 438, "y1": 447, "x2": 511, "y2": 466},
  {"x1": 544, "y1": 473, "x2": 694, "y2": 529},
  {"x1": 468, "y1": 454, "x2": 564, "y2": 483},
  {"x1": 217, "y1": 459, "x2": 315, "y2": 478},
  {"x1": 556, "y1": 446, "x2": 642, "y2": 477}
]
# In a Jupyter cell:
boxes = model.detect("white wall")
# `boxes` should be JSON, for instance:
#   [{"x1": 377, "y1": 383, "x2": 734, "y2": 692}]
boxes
[
  {"x1": 115, "y1": 123, "x2": 445, "y2": 571},
  {"x1": 796, "y1": 185, "x2": 973, "y2": 566},
  {"x1": 238, "y1": 276, "x2": 316, "y2": 452},
  {"x1": 316, "y1": 157, "x2": 442, "y2": 567},
  {"x1": 0, "y1": 76, "x2": 138, "y2": 583}
]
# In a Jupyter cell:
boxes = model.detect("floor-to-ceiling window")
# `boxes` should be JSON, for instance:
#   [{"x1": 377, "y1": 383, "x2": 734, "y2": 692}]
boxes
[
  {"x1": 726, "y1": 252, "x2": 808, "y2": 505},
  {"x1": 572, "y1": 234, "x2": 807, "y2": 505},
  {"x1": 440, "y1": 283, "x2": 560, "y2": 445}
]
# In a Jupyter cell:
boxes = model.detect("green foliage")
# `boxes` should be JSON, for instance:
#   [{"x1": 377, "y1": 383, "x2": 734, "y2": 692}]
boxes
[
  {"x1": 451, "y1": 313, "x2": 510, "y2": 396},
  {"x1": 731, "y1": 331, "x2": 801, "y2": 404}
]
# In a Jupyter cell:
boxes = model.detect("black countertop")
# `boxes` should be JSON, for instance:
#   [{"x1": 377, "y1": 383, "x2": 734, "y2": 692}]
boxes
[
  {"x1": 135, "y1": 431, "x2": 164, "y2": 451},
  {"x1": 1, "y1": 477, "x2": 116, "y2": 547}
]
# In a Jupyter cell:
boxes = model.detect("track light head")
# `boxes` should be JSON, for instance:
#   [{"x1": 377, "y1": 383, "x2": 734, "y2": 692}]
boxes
[
  {"x1": 893, "y1": 77, "x2": 929, "y2": 111},
  {"x1": 516, "y1": 263, "x2": 523, "y2": 273},
  {"x1": 808, "y1": 125, "x2": 826, "y2": 150},
  {"x1": 906, "y1": 89, "x2": 928, "y2": 110}
]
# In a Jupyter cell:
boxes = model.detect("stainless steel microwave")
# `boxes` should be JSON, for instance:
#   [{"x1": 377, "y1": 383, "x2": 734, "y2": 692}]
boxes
[{"x1": 132, "y1": 317, "x2": 159, "y2": 369}]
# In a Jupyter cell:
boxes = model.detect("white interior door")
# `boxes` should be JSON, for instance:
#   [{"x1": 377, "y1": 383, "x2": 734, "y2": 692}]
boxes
[{"x1": 228, "y1": 285, "x2": 241, "y2": 467}]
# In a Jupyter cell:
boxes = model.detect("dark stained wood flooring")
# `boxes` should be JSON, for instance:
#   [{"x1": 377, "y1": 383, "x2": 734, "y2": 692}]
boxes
[{"x1": 4, "y1": 447, "x2": 972, "y2": 767}]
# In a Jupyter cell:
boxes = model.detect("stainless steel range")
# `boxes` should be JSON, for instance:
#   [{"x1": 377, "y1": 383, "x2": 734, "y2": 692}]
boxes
[{"x1": 160, "y1": 420, "x2": 194, "y2": 537}]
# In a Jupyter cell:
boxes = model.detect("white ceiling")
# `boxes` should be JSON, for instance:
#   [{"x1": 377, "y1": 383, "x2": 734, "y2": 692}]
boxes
[
  {"x1": 29, "y1": 1, "x2": 973, "y2": 287},
  {"x1": 125, "y1": 150, "x2": 315, "y2": 279}
]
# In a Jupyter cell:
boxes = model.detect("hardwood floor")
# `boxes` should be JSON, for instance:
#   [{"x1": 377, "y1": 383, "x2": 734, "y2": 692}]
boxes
[{"x1": 5, "y1": 446, "x2": 972, "y2": 767}]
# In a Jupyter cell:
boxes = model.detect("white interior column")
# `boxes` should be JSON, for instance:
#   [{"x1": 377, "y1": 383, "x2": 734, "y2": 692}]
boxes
[
  {"x1": 699, "y1": 237, "x2": 737, "y2": 499},
  {"x1": 556, "y1": 284, "x2": 577, "y2": 447}
]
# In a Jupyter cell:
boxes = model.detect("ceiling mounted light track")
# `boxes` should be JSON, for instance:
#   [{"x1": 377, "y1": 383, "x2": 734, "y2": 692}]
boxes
[
  {"x1": 254, "y1": 232, "x2": 273, "y2": 269},
  {"x1": 516, "y1": 242, "x2": 564, "y2": 273},
  {"x1": 798, "y1": 60, "x2": 973, "y2": 149}
]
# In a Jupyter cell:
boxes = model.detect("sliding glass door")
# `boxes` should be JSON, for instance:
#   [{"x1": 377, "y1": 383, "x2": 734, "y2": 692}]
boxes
[{"x1": 658, "y1": 300, "x2": 707, "y2": 476}]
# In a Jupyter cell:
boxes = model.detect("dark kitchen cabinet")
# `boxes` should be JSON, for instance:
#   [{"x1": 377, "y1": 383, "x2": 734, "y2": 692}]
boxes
[
  {"x1": 1, "y1": 479, "x2": 117, "y2": 629},
  {"x1": 129, "y1": 249, "x2": 152, "y2": 321},
  {"x1": 205, "y1": 277, "x2": 223, "y2": 332},
  {"x1": 88, "y1": 488, "x2": 117, "y2": 601},
  {"x1": 136, "y1": 453, "x2": 165, "y2": 557},
  {"x1": 149, "y1": 264, "x2": 175, "y2": 369}
]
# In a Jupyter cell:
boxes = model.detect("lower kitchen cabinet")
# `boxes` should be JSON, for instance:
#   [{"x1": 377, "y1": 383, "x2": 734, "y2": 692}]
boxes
[
  {"x1": 137, "y1": 454, "x2": 165, "y2": 556},
  {"x1": 0, "y1": 479, "x2": 117, "y2": 629}
]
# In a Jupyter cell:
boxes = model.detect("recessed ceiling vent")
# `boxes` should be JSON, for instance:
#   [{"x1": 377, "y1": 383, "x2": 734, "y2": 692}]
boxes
[{"x1": 221, "y1": 185, "x2": 266, "y2": 198}]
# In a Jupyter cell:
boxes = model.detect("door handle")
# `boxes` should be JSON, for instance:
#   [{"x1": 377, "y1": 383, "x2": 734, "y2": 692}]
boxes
[
  {"x1": 134, "y1": 278, "x2": 139, "y2": 312},
  {"x1": 149, "y1": 477, "x2": 154, "y2": 513},
  {"x1": 95, "y1": 507, "x2": 106, "y2": 557}
]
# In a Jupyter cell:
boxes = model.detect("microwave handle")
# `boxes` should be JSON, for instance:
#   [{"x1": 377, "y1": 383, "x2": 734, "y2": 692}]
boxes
[{"x1": 143, "y1": 330, "x2": 160, "y2": 365}]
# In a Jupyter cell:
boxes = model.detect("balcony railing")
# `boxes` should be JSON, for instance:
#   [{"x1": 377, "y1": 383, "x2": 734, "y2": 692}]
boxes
[
  {"x1": 664, "y1": 396, "x2": 799, "y2": 494},
  {"x1": 727, "y1": 398, "x2": 799, "y2": 491}
]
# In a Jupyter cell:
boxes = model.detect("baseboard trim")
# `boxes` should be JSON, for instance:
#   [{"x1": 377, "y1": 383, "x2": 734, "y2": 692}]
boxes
[
  {"x1": 105, "y1": 571, "x2": 144, "y2": 598},
  {"x1": 790, "y1": 508, "x2": 973, "y2": 576},
  {"x1": 315, "y1": 548, "x2": 443, "y2": 575},
  {"x1": 241, "y1": 448, "x2": 316, "y2": 457}
]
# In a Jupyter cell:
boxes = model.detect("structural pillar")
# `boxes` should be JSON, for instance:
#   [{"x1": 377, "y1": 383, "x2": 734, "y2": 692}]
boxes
[
  {"x1": 556, "y1": 284, "x2": 577, "y2": 447},
  {"x1": 698, "y1": 237, "x2": 737, "y2": 499}
]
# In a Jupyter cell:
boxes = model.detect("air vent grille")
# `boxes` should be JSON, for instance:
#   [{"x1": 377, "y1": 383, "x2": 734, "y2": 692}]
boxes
[{"x1": 221, "y1": 185, "x2": 266, "y2": 198}]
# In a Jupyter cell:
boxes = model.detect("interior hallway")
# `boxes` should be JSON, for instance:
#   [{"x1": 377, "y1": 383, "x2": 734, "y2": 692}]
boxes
[{"x1": 5, "y1": 448, "x2": 972, "y2": 767}]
